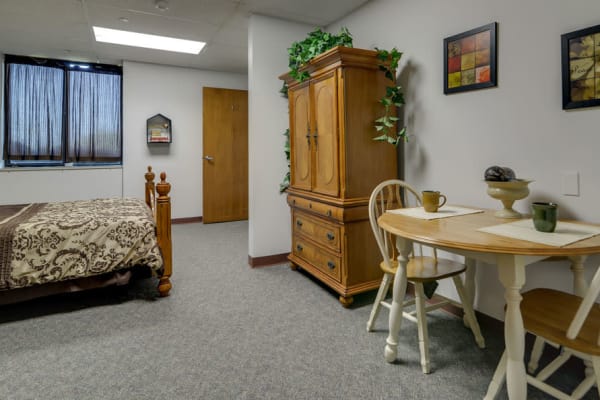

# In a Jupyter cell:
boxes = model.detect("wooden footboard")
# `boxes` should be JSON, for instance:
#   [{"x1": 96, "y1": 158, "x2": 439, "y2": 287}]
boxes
[{"x1": 145, "y1": 166, "x2": 172, "y2": 297}]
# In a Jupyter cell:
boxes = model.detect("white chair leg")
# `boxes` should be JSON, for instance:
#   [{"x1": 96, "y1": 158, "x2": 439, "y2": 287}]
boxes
[
  {"x1": 463, "y1": 258, "x2": 476, "y2": 328},
  {"x1": 367, "y1": 273, "x2": 392, "y2": 332},
  {"x1": 484, "y1": 350, "x2": 507, "y2": 400},
  {"x1": 414, "y1": 282, "x2": 431, "y2": 374},
  {"x1": 452, "y1": 275, "x2": 485, "y2": 348},
  {"x1": 527, "y1": 336, "x2": 546, "y2": 373},
  {"x1": 592, "y1": 356, "x2": 600, "y2": 398}
]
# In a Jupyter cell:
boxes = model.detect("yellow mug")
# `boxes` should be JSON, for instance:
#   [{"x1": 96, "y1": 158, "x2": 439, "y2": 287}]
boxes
[{"x1": 422, "y1": 190, "x2": 447, "y2": 212}]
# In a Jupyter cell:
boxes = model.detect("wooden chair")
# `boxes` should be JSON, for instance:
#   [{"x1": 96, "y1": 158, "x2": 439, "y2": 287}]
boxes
[
  {"x1": 366, "y1": 179, "x2": 485, "y2": 374},
  {"x1": 485, "y1": 264, "x2": 600, "y2": 399}
]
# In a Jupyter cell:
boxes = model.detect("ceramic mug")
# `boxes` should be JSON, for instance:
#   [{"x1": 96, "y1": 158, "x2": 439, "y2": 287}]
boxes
[
  {"x1": 531, "y1": 202, "x2": 558, "y2": 233},
  {"x1": 422, "y1": 190, "x2": 447, "y2": 212}
]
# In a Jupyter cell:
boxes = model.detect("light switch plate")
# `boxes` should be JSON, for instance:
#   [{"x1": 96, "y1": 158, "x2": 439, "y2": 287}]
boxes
[{"x1": 561, "y1": 171, "x2": 579, "y2": 196}]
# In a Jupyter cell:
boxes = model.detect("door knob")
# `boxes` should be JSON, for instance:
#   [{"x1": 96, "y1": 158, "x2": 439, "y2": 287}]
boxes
[{"x1": 203, "y1": 156, "x2": 214, "y2": 161}]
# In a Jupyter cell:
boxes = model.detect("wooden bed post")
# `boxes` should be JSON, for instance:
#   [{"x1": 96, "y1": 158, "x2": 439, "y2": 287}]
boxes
[
  {"x1": 144, "y1": 166, "x2": 155, "y2": 209},
  {"x1": 156, "y1": 172, "x2": 172, "y2": 297}
]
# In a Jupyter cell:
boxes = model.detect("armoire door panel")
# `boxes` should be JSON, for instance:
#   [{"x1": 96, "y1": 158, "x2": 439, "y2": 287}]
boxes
[
  {"x1": 312, "y1": 73, "x2": 339, "y2": 197},
  {"x1": 290, "y1": 85, "x2": 311, "y2": 191}
]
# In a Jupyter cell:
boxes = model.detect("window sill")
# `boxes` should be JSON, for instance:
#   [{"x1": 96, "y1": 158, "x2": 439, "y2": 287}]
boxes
[{"x1": 0, "y1": 165, "x2": 123, "y2": 172}]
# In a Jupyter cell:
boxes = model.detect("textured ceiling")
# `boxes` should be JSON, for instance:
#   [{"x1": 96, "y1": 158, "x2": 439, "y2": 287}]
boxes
[{"x1": 0, "y1": 0, "x2": 370, "y2": 73}]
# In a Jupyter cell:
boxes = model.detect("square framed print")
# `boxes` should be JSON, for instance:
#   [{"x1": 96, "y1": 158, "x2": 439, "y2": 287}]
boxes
[
  {"x1": 561, "y1": 24, "x2": 600, "y2": 110},
  {"x1": 444, "y1": 22, "x2": 497, "y2": 94}
]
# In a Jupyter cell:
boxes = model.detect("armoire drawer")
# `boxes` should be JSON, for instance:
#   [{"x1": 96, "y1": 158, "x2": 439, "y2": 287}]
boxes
[
  {"x1": 289, "y1": 195, "x2": 342, "y2": 220},
  {"x1": 292, "y1": 210, "x2": 341, "y2": 252},
  {"x1": 292, "y1": 237, "x2": 342, "y2": 282}
]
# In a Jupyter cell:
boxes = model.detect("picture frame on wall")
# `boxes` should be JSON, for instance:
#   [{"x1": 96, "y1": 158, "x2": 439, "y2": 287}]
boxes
[
  {"x1": 561, "y1": 24, "x2": 600, "y2": 110},
  {"x1": 444, "y1": 22, "x2": 498, "y2": 94}
]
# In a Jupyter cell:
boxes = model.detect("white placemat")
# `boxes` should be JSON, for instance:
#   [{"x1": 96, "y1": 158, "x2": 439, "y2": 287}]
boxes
[
  {"x1": 386, "y1": 205, "x2": 484, "y2": 220},
  {"x1": 478, "y1": 219, "x2": 600, "y2": 247}
]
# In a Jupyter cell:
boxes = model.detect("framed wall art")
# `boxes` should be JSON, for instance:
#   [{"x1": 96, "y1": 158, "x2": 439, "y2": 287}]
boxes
[
  {"x1": 147, "y1": 113, "x2": 172, "y2": 143},
  {"x1": 561, "y1": 24, "x2": 600, "y2": 110},
  {"x1": 444, "y1": 22, "x2": 497, "y2": 94}
]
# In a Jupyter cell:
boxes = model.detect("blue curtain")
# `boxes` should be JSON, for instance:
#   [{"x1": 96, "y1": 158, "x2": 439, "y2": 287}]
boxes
[
  {"x1": 6, "y1": 64, "x2": 64, "y2": 161},
  {"x1": 68, "y1": 71, "x2": 121, "y2": 162}
]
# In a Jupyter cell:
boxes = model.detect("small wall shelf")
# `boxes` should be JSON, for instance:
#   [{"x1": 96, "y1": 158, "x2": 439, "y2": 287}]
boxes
[{"x1": 147, "y1": 114, "x2": 172, "y2": 144}]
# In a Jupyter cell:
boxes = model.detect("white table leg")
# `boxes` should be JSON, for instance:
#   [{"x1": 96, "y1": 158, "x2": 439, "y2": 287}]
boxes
[
  {"x1": 569, "y1": 255, "x2": 589, "y2": 296},
  {"x1": 463, "y1": 257, "x2": 476, "y2": 328},
  {"x1": 496, "y1": 255, "x2": 527, "y2": 400},
  {"x1": 384, "y1": 236, "x2": 411, "y2": 363}
]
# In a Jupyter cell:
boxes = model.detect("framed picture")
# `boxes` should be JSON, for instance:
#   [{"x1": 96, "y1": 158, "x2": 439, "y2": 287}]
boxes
[
  {"x1": 444, "y1": 22, "x2": 497, "y2": 94},
  {"x1": 561, "y1": 24, "x2": 600, "y2": 110},
  {"x1": 147, "y1": 113, "x2": 172, "y2": 143}
]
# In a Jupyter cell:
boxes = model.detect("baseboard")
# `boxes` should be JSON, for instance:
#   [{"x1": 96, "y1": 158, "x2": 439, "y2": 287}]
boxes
[
  {"x1": 172, "y1": 216, "x2": 203, "y2": 224},
  {"x1": 248, "y1": 253, "x2": 289, "y2": 268}
]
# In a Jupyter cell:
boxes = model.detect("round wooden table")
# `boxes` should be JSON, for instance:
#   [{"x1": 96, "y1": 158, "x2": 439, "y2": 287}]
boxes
[{"x1": 378, "y1": 209, "x2": 600, "y2": 399}]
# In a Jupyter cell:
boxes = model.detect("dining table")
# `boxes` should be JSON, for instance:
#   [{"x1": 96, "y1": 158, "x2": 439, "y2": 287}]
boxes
[{"x1": 377, "y1": 206, "x2": 600, "y2": 399}]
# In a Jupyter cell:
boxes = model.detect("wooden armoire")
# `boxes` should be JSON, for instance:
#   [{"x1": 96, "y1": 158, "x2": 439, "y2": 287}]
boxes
[{"x1": 280, "y1": 46, "x2": 398, "y2": 307}]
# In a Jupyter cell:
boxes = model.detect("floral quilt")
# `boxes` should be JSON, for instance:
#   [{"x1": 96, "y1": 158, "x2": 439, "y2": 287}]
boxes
[{"x1": 0, "y1": 198, "x2": 163, "y2": 290}]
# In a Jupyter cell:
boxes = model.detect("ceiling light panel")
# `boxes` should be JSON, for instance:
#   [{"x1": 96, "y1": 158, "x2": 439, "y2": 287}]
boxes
[{"x1": 93, "y1": 26, "x2": 205, "y2": 54}]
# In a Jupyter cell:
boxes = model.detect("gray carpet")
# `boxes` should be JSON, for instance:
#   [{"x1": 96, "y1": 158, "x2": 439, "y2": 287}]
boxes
[{"x1": 0, "y1": 221, "x2": 597, "y2": 399}]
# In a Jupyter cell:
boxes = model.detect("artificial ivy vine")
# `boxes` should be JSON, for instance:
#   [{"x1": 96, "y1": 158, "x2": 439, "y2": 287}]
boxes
[
  {"x1": 279, "y1": 129, "x2": 290, "y2": 193},
  {"x1": 287, "y1": 27, "x2": 353, "y2": 87},
  {"x1": 373, "y1": 47, "x2": 408, "y2": 146}
]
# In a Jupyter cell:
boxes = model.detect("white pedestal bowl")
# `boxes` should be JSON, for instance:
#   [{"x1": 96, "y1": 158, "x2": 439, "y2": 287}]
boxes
[{"x1": 486, "y1": 180, "x2": 532, "y2": 218}]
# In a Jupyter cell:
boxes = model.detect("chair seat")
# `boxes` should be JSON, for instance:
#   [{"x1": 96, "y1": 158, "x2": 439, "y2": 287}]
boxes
[
  {"x1": 380, "y1": 256, "x2": 467, "y2": 282},
  {"x1": 522, "y1": 288, "x2": 600, "y2": 356}
]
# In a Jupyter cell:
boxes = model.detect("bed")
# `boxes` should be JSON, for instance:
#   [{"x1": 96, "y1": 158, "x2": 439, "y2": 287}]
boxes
[{"x1": 0, "y1": 166, "x2": 172, "y2": 304}]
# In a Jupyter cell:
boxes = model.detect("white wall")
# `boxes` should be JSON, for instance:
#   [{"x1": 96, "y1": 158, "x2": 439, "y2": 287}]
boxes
[
  {"x1": 0, "y1": 60, "x2": 246, "y2": 217},
  {"x1": 0, "y1": 167, "x2": 122, "y2": 203},
  {"x1": 122, "y1": 61, "x2": 247, "y2": 219},
  {"x1": 247, "y1": 15, "x2": 313, "y2": 257},
  {"x1": 328, "y1": 0, "x2": 600, "y2": 319}
]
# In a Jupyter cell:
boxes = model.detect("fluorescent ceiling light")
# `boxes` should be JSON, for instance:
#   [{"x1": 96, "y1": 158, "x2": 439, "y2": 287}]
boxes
[{"x1": 93, "y1": 26, "x2": 205, "y2": 55}]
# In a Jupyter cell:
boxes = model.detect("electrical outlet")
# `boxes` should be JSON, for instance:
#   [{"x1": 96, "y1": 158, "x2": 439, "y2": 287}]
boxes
[{"x1": 561, "y1": 171, "x2": 579, "y2": 196}]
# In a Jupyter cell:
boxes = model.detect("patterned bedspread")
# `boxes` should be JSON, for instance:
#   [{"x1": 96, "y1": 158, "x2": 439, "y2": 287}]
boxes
[{"x1": 0, "y1": 198, "x2": 163, "y2": 290}]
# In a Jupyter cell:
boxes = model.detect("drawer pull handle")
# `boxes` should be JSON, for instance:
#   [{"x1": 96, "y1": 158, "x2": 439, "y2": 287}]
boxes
[
  {"x1": 326, "y1": 210, "x2": 332, "y2": 217},
  {"x1": 327, "y1": 261, "x2": 335, "y2": 270},
  {"x1": 296, "y1": 244, "x2": 303, "y2": 252},
  {"x1": 326, "y1": 232, "x2": 335, "y2": 241},
  {"x1": 296, "y1": 219, "x2": 303, "y2": 227}
]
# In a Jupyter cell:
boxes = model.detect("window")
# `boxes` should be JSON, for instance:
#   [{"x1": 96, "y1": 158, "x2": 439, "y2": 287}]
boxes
[{"x1": 3, "y1": 55, "x2": 122, "y2": 166}]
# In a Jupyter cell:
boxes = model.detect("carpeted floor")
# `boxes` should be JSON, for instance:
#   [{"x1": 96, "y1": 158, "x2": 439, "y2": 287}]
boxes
[{"x1": 0, "y1": 221, "x2": 596, "y2": 399}]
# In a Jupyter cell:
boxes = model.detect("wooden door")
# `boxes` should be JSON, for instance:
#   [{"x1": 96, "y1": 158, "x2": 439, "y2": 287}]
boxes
[
  {"x1": 202, "y1": 87, "x2": 248, "y2": 223},
  {"x1": 311, "y1": 72, "x2": 339, "y2": 197},
  {"x1": 289, "y1": 83, "x2": 311, "y2": 191}
]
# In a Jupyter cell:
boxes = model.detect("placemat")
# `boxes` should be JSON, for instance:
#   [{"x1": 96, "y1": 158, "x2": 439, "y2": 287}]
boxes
[
  {"x1": 477, "y1": 219, "x2": 600, "y2": 247},
  {"x1": 386, "y1": 205, "x2": 484, "y2": 220}
]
